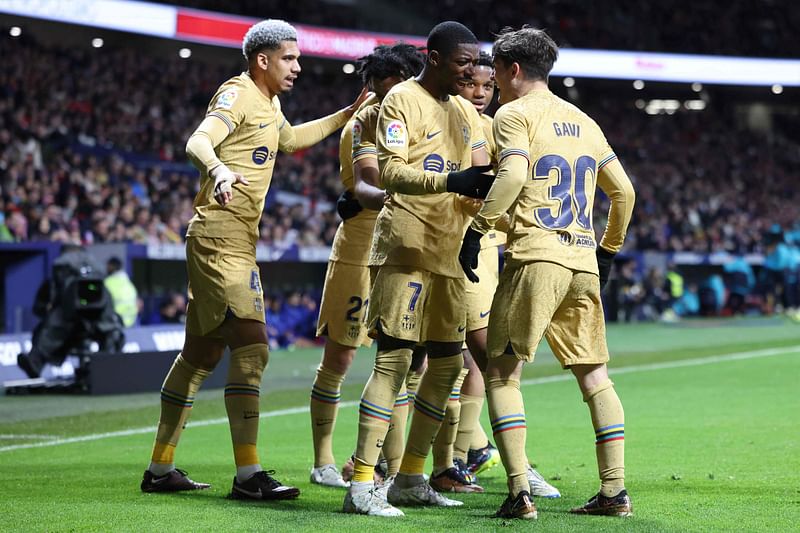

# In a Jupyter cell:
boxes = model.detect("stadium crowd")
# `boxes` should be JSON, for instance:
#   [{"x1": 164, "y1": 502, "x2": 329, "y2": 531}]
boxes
[
  {"x1": 1, "y1": 25, "x2": 798, "y2": 341},
  {"x1": 175, "y1": 0, "x2": 800, "y2": 58}
]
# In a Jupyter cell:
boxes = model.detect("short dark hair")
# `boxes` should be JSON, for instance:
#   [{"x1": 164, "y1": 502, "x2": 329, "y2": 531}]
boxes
[
  {"x1": 426, "y1": 21, "x2": 478, "y2": 59},
  {"x1": 356, "y1": 43, "x2": 426, "y2": 85},
  {"x1": 476, "y1": 51, "x2": 493, "y2": 68},
  {"x1": 493, "y1": 26, "x2": 559, "y2": 81}
]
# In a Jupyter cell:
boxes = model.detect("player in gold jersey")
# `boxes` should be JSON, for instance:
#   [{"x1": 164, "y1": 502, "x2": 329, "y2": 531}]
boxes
[
  {"x1": 451, "y1": 51, "x2": 561, "y2": 499},
  {"x1": 140, "y1": 19, "x2": 369, "y2": 501},
  {"x1": 343, "y1": 21, "x2": 495, "y2": 517},
  {"x1": 460, "y1": 27, "x2": 636, "y2": 519},
  {"x1": 310, "y1": 43, "x2": 425, "y2": 489}
]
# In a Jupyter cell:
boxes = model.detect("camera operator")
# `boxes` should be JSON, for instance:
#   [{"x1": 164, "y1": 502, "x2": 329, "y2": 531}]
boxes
[{"x1": 17, "y1": 245, "x2": 125, "y2": 378}]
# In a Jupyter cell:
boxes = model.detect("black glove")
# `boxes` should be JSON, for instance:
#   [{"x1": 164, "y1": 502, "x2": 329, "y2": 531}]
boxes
[
  {"x1": 336, "y1": 189, "x2": 363, "y2": 221},
  {"x1": 459, "y1": 227, "x2": 484, "y2": 283},
  {"x1": 446, "y1": 164, "x2": 494, "y2": 199},
  {"x1": 596, "y1": 247, "x2": 616, "y2": 290}
]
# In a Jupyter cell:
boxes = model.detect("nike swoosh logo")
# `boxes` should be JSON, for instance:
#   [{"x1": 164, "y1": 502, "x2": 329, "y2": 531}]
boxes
[
  {"x1": 426, "y1": 130, "x2": 441, "y2": 140},
  {"x1": 259, "y1": 122, "x2": 271, "y2": 128},
  {"x1": 479, "y1": 310, "x2": 490, "y2": 318},
  {"x1": 243, "y1": 414, "x2": 260, "y2": 419},
  {"x1": 315, "y1": 421, "x2": 332, "y2": 426},
  {"x1": 457, "y1": 325, "x2": 466, "y2": 332}
]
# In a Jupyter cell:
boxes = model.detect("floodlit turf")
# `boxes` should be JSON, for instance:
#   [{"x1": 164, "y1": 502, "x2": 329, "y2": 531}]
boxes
[{"x1": 1, "y1": 317, "x2": 799, "y2": 531}]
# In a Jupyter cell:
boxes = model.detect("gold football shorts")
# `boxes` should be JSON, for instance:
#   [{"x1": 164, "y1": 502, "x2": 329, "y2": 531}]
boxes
[
  {"x1": 316, "y1": 260, "x2": 373, "y2": 348},
  {"x1": 465, "y1": 245, "x2": 500, "y2": 332},
  {"x1": 487, "y1": 261, "x2": 609, "y2": 367},
  {"x1": 367, "y1": 265, "x2": 466, "y2": 343},
  {"x1": 185, "y1": 236, "x2": 264, "y2": 337}
]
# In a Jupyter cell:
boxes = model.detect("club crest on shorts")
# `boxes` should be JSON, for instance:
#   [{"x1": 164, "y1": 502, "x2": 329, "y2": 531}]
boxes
[
  {"x1": 348, "y1": 324, "x2": 360, "y2": 339},
  {"x1": 401, "y1": 313, "x2": 415, "y2": 331},
  {"x1": 253, "y1": 298, "x2": 263, "y2": 313}
]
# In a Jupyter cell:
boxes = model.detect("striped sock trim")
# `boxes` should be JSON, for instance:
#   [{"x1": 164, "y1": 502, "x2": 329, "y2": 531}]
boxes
[
  {"x1": 394, "y1": 392, "x2": 410, "y2": 408},
  {"x1": 310, "y1": 384, "x2": 341, "y2": 404},
  {"x1": 160, "y1": 387, "x2": 194, "y2": 408},
  {"x1": 413, "y1": 395, "x2": 445, "y2": 422},
  {"x1": 491, "y1": 413, "x2": 526, "y2": 435},
  {"x1": 359, "y1": 398, "x2": 392, "y2": 422},
  {"x1": 448, "y1": 387, "x2": 461, "y2": 402},
  {"x1": 224, "y1": 382, "x2": 260, "y2": 398},
  {"x1": 595, "y1": 423, "x2": 624, "y2": 444}
]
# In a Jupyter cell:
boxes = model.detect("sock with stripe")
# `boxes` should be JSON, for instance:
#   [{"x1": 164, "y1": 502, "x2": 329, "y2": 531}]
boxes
[
  {"x1": 487, "y1": 375, "x2": 528, "y2": 497},
  {"x1": 383, "y1": 384, "x2": 409, "y2": 477},
  {"x1": 310, "y1": 364, "x2": 346, "y2": 467},
  {"x1": 225, "y1": 343, "x2": 269, "y2": 481},
  {"x1": 431, "y1": 367, "x2": 468, "y2": 473},
  {"x1": 406, "y1": 368, "x2": 423, "y2": 409},
  {"x1": 455, "y1": 391, "x2": 485, "y2": 462},
  {"x1": 400, "y1": 353, "x2": 463, "y2": 476},
  {"x1": 353, "y1": 347, "x2": 412, "y2": 482},
  {"x1": 584, "y1": 379, "x2": 625, "y2": 497},
  {"x1": 149, "y1": 354, "x2": 210, "y2": 475}
]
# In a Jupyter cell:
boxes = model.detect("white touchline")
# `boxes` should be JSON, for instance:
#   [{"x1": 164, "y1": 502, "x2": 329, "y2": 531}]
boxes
[{"x1": 1, "y1": 344, "x2": 797, "y2": 454}]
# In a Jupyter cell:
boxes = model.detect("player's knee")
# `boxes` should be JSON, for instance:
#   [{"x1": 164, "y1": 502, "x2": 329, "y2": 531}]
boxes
[
  {"x1": 228, "y1": 343, "x2": 269, "y2": 384},
  {"x1": 374, "y1": 345, "x2": 413, "y2": 389},
  {"x1": 322, "y1": 340, "x2": 356, "y2": 374}
]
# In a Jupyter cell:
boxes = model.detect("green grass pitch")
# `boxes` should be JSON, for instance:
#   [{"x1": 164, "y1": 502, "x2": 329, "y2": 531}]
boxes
[{"x1": 1, "y1": 317, "x2": 799, "y2": 532}]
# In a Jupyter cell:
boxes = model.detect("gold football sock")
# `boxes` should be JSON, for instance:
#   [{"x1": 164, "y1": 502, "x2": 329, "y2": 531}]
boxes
[
  {"x1": 400, "y1": 353, "x2": 463, "y2": 475},
  {"x1": 384, "y1": 385, "x2": 409, "y2": 476},
  {"x1": 584, "y1": 379, "x2": 625, "y2": 497},
  {"x1": 455, "y1": 391, "x2": 484, "y2": 462},
  {"x1": 487, "y1": 375, "x2": 528, "y2": 497},
  {"x1": 431, "y1": 367, "x2": 468, "y2": 472},
  {"x1": 310, "y1": 364, "x2": 346, "y2": 467},
  {"x1": 406, "y1": 368, "x2": 423, "y2": 409},
  {"x1": 225, "y1": 344, "x2": 269, "y2": 468},
  {"x1": 353, "y1": 347, "x2": 412, "y2": 482},
  {"x1": 150, "y1": 354, "x2": 210, "y2": 467}
]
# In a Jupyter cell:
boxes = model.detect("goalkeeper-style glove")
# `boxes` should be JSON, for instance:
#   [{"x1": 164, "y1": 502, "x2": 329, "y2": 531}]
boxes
[
  {"x1": 459, "y1": 227, "x2": 484, "y2": 283},
  {"x1": 596, "y1": 247, "x2": 616, "y2": 290},
  {"x1": 336, "y1": 189, "x2": 363, "y2": 221},
  {"x1": 446, "y1": 164, "x2": 494, "y2": 199}
]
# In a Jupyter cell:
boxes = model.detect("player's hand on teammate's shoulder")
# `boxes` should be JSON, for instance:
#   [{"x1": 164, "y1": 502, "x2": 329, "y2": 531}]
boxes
[
  {"x1": 343, "y1": 86, "x2": 373, "y2": 118},
  {"x1": 459, "y1": 227, "x2": 484, "y2": 283},
  {"x1": 459, "y1": 197, "x2": 484, "y2": 217},
  {"x1": 211, "y1": 164, "x2": 249, "y2": 206},
  {"x1": 446, "y1": 164, "x2": 494, "y2": 199}
]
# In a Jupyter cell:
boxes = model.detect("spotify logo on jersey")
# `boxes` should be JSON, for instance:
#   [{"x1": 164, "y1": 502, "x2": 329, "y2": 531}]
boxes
[
  {"x1": 252, "y1": 146, "x2": 271, "y2": 165},
  {"x1": 423, "y1": 154, "x2": 444, "y2": 172}
]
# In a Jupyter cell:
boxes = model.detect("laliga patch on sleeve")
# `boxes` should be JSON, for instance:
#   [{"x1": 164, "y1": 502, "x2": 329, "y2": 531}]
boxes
[
  {"x1": 215, "y1": 89, "x2": 238, "y2": 110},
  {"x1": 352, "y1": 121, "x2": 362, "y2": 148},
  {"x1": 385, "y1": 120, "x2": 406, "y2": 147}
]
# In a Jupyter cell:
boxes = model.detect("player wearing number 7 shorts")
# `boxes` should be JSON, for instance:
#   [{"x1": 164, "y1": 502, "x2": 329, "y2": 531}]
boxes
[
  {"x1": 310, "y1": 44, "x2": 426, "y2": 488},
  {"x1": 459, "y1": 27, "x2": 636, "y2": 519}
]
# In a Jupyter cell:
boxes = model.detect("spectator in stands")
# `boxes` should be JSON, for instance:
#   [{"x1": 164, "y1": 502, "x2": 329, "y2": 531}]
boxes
[
  {"x1": 158, "y1": 292, "x2": 187, "y2": 324},
  {"x1": 104, "y1": 256, "x2": 139, "y2": 327}
]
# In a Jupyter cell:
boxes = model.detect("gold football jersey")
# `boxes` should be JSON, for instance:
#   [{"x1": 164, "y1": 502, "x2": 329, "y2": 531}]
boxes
[
  {"x1": 329, "y1": 97, "x2": 380, "y2": 266},
  {"x1": 473, "y1": 90, "x2": 634, "y2": 273},
  {"x1": 371, "y1": 79, "x2": 487, "y2": 278},
  {"x1": 477, "y1": 113, "x2": 505, "y2": 250},
  {"x1": 186, "y1": 73, "x2": 301, "y2": 243}
]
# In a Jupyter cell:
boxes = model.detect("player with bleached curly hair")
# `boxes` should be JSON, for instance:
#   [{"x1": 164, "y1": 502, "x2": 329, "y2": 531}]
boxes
[{"x1": 139, "y1": 18, "x2": 368, "y2": 502}]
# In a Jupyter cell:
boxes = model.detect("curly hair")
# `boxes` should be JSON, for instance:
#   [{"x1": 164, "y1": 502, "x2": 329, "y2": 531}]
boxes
[
  {"x1": 242, "y1": 19, "x2": 297, "y2": 60},
  {"x1": 355, "y1": 43, "x2": 426, "y2": 85}
]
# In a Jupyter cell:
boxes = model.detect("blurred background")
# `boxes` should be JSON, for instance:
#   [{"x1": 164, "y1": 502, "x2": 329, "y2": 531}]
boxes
[{"x1": 0, "y1": 0, "x2": 798, "y2": 382}]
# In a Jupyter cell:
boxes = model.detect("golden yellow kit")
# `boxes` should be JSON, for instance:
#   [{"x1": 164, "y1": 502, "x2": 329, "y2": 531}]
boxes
[
  {"x1": 316, "y1": 97, "x2": 379, "y2": 347},
  {"x1": 368, "y1": 79, "x2": 487, "y2": 342},
  {"x1": 185, "y1": 73, "x2": 347, "y2": 336},
  {"x1": 472, "y1": 90, "x2": 635, "y2": 364}
]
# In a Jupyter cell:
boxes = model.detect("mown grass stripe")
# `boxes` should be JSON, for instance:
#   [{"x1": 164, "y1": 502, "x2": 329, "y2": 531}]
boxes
[{"x1": 1, "y1": 344, "x2": 797, "y2": 454}]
